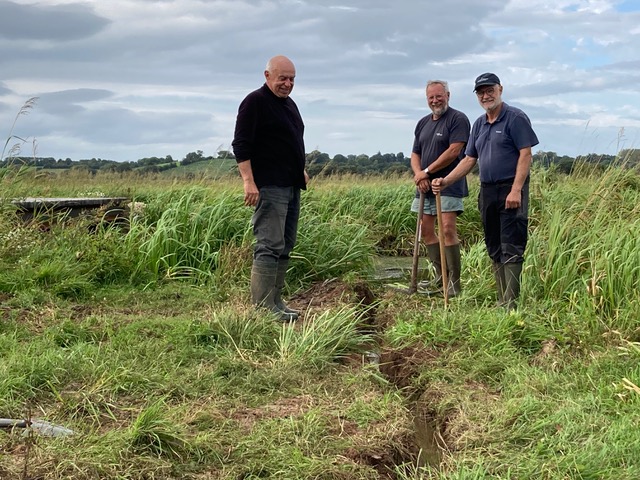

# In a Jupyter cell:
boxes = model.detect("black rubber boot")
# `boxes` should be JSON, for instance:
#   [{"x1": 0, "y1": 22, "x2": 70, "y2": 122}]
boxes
[
  {"x1": 418, "y1": 243, "x2": 443, "y2": 294},
  {"x1": 503, "y1": 262, "x2": 523, "y2": 311},
  {"x1": 251, "y1": 261, "x2": 297, "y2": 322},
  {"x1": 445, "y1": 244, "x2": 462, "y2": 297},
  {"x1": 275, "y1": 260, "x2": 300, "y2": 317},
  {"x1": 492, "y1": 262, "x2": 506, "y2": 307}
]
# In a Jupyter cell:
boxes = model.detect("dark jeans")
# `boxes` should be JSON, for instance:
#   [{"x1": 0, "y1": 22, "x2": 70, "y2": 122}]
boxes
[
  {"x1": 252, "y1": 186, "x2": 300, "y2": 265},
  {"x1": 479, "y1": 180, "x2": 529, "y2": 264}
]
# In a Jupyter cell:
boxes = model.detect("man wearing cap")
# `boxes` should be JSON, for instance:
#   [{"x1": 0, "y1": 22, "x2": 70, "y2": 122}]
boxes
[{"x1": 432, "y1": 73, "x2": 539, "y2": 310}]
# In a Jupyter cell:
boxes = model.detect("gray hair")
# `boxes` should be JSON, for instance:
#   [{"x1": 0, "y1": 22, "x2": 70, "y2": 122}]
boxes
[
  {"x1": 427, "y1": 80, "x2": 449, "y2": 93},
  {"x1": 265, "y1": 55, "x2": 291, "y2": 72}
]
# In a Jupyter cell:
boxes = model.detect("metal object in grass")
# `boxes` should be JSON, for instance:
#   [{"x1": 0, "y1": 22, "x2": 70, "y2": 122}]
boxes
[{"x1": 0, "y1": 418, "x2": 75, "y2": 438}]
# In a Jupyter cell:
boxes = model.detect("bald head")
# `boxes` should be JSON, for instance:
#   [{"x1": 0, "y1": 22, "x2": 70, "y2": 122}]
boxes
[{"x1": 264, "y1": 55, "x2": 296, "y2": 98}]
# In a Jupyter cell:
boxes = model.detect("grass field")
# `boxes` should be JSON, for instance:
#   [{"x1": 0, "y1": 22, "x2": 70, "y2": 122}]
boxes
[{"x1": 1, "y1": 162, "x2": 639, "y2": 479}]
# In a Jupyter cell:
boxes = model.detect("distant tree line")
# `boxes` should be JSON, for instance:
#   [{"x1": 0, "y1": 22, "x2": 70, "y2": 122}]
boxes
[
  {"x1": 1, "y1": 150, "x2": 236, "y2": 174},
  {"x1": 3, "y1": 148, "x2": 639, "y2": 176},
  {"x1": 304, "y1": 149, "x2": 640, "y2": 176},
  {"x1": 305, "y1": 150, "x2": 410, "y2": 176},
  {"x1": 532, "y1": 150, "x2": 640, "y2": 174}
]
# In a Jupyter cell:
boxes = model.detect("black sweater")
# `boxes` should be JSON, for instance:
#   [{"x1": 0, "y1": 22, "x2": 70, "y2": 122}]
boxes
[{"x1": 232, "y1": 84, "x2": 306, "y2": 189}]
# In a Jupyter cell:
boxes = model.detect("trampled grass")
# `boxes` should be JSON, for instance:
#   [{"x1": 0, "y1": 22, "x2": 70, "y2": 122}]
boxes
[{"x1": 1, "y1": 162, "x2": 639, "y2": 479}]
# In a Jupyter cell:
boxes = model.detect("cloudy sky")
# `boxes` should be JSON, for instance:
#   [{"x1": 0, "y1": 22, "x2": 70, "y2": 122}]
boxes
[{"x1": 1, "y1": 0, "x2": 639, "y2": 162}]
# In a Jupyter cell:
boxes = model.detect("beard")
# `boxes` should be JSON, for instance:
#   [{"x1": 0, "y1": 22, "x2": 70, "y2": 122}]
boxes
[{"x1": 430, "y1": 105, "x2": 448, "y2": 118}]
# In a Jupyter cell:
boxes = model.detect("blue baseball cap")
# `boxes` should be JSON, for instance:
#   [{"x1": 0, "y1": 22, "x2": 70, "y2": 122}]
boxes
[{"x1": 474, "y1": 73, "x2": 501, "y2": 92}]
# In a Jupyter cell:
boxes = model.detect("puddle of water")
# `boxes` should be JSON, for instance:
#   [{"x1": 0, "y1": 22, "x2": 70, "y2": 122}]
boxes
[
  {"x1": 372, "y1": 256, "x2": 429, "y2": 281},
  {"x1": 413, "y1": 413, "x2": 442, "y2": 467}
]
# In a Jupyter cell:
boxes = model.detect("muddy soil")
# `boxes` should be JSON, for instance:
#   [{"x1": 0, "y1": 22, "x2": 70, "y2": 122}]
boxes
[{"x1": 289, "y1": 279, "x2": 453, "y2": 474}]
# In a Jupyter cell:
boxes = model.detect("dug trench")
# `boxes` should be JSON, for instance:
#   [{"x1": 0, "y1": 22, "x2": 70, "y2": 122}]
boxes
[{"x1": 287, "y1": 278, "x2": 459, "y2": 477}]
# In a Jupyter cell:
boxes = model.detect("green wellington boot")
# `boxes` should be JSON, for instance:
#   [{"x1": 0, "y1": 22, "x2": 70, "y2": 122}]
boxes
[
  {"x1": 251, "y1": 261, "x2": 298, "y2": 322},
  {"x1": 275, "y1": 259, "x2": 300, "y2": 317},
  {"x1": 445, "y1": 244, "x2": 462, "y2": 297},
  {"x1": 492, "y1": 262, "x2": 506, "y2": 307},
  {"x1": 503, "y1": 262, "x2": 523, "y2": 311},
  {"x1": 418, "y1": 243, "x2": 443, "y2": 294}
]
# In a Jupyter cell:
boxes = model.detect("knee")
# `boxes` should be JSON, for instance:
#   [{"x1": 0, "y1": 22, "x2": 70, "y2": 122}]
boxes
[{"x1": 442, "y1": 224, "x2": 458, "y2": 243}]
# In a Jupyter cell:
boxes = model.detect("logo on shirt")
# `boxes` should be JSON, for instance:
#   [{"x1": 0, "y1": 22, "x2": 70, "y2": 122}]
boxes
[{"x1": 436, "y1": 133, "x2": 443, "y2": 137}]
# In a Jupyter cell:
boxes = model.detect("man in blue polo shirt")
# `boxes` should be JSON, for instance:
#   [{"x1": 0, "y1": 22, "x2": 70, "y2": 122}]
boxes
[{"x1": 432, "y1": 73, "x2": 539, "y2": 310}]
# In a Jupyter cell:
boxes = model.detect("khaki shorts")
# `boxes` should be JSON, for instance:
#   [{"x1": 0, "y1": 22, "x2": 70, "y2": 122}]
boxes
[{"x1": 410, "y1": 195, "x2": 464, "y2": 215}]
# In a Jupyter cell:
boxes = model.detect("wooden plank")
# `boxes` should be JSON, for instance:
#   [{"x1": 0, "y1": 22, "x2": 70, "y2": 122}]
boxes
[
  {"x1": 10, "y1": 197, "x2": 130, "y2": 224},
  {"x1": 12, "y1": 197, "x2": 128, "y2": 209}
]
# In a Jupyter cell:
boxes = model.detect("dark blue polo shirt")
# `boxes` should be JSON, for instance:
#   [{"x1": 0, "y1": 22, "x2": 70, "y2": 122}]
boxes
[
  {"x1": 466, "y1": 103, "x2": 539, "y2": 183},
  {"x1": 412, "y1": 107, "x2": 470, "y2": 198}
]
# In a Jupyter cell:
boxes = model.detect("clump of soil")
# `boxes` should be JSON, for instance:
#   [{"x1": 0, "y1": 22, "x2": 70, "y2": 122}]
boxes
[
  {"x1": 379, "y1": 344, "x2": 440, "y2": 392},
  {"x1": 230, "y1": 395, "x2": 316, "y2": 431},
  {"x1": 288, "y1": 279, "x2": 379, "y2": 330},
  {"x1": 288, "y1": 278, "x2": 374, "y2": 312}
]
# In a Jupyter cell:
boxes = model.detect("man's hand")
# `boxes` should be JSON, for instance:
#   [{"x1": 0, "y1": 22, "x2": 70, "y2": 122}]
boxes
[
  {"x1": 413, "y1": 170, "x2": 429, "y2": 185},
  {"x1": 243, "y1": 180, "x2": 259, "y2": 206},
  {"x1": 417, "y1": 178, "x2": 431, "y2": 193},
  {"x1": 505, "y1": 189, "x2": 522, "y2": 209},
  {"x1": 431, "y1": 177, "x2": 446, "y2": 194}
]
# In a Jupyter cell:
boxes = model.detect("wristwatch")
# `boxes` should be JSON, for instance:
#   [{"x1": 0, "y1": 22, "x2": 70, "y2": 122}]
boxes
[{"x1": 423, "y1": 167, "x2": 430, "y2": 177}]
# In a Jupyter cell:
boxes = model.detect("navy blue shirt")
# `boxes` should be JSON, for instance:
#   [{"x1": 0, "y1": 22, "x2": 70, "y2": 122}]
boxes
[
  {"x1": 232, "y1": 84, "x2": 306, "y2": 189},
  {"x1": 466, "y1": 103, "x2": 539, "y2": 183},
  {"x1": 412, "y1": 107, "x2": 470, "y2": 198}
]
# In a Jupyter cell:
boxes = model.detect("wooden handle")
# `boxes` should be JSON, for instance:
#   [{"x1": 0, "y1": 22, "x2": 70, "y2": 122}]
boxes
[
  {"x1": 410, "y1": 191, "x2": 425, "y2": 293},
  {"x1": 435, "y1": 193, "x2": 448, "y2": 307}
]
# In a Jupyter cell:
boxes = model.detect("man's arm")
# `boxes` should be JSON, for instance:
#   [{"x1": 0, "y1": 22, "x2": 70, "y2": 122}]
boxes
[
  {"x1": 505, "y1": 146, "x2": 532, "y2": 209},
  {"x1": 431, "y1": 155, "x2": 477, "y2": 194},
  {"x1": 413, "y1": 141, "x2": 466, "y2": 184},
  {"x1": 411, "y1": 152, "x2": 430, "y2": 192},
  {"x1": 237, "y1": 160, "x2": 259, "y2": 206},
  {"x1": 430, "y1": 141, "x2": 466, "y2": 173}
]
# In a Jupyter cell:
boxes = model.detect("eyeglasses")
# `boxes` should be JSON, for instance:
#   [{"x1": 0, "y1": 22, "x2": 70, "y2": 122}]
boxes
[{"x1": 476, "y1": 87, "x2": 497, "y2": 97}]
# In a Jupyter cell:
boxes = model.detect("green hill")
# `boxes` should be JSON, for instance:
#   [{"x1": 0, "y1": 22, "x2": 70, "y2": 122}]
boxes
[{"x1": 162, "y1": 158, "x2": 237, "y2": 178}]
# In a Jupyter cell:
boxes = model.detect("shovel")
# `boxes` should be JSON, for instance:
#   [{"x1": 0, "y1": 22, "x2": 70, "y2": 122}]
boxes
[
  {"x1": 408, "y1": 191, "x2": 426, "y2": 294},
  {"x1": 384, "y1": 191, "x2": 425, "y2": 294},
  {"x1": 436, "y1": 192, "x2": 449, "y2": 307}
]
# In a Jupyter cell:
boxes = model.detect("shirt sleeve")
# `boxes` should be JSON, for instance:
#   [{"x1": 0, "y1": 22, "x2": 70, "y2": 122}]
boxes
[
  {"x1": 449, "y1": 112, "x2": 471, "y2": 145},
  {"x1": 510, "y1": 112, "x2": 539, "y2": 150},
  {"x1": 465, "y1": 120, "x2": 481, "y2": 158},
  {"x1": 232, "y1": 94, "x2": 258, "y2": 162},
  {"x1": 412, "y1": 117, "x2": 426, "y2": 155}
]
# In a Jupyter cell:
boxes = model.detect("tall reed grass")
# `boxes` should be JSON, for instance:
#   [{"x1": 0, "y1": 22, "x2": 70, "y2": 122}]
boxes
[
  {"x1": 1, "y1": 162, "x2": 639, "y2": 334},
  {"x1": 130, "y1": 188, "x2": 252, "y2": 282},
  {"x1": 528, "y1": 163, "x2": 640, "y2": 330}
]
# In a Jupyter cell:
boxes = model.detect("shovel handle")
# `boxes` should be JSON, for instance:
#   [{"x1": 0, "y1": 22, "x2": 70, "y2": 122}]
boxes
[
  {"x1": 409, "y1": 191, "x2": 425, "y2": 293},
  {"x1": 436, "y1": 193, "x2": 448, "y2": 307}
]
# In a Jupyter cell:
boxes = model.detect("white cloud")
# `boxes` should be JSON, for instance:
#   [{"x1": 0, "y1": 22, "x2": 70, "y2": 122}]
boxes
[{"x1": 1, "y1": 0, "x2": 639, "y2": 161}]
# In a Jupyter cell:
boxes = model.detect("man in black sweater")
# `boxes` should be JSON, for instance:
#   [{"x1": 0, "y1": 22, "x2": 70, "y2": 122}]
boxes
[{"x1": 232, "y1": 55, "x2": 308, "y2": 322}]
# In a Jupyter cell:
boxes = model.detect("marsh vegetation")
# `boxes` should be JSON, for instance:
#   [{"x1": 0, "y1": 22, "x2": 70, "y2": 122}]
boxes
[{"x1": 1, "y1": 157, "x2": 639, "y2": 478}]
